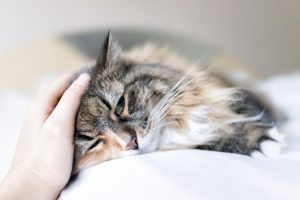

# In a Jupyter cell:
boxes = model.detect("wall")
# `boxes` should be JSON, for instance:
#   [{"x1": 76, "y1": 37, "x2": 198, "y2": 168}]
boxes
[{"x1": 0, "y1": 0, "x2": 299, "y2": 75}]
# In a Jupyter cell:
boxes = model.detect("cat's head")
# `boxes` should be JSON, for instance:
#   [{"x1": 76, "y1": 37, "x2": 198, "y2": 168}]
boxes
[{"x1": 73, "y1": 32, "x2": 180, "y2": 171}]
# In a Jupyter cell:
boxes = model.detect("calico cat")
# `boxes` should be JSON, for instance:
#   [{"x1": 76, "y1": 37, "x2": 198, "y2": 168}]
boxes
[{"x1": 73, "y1": 32, "x2": 285, "y2": 172}]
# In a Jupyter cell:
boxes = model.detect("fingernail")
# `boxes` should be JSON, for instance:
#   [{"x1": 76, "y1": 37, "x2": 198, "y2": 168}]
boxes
[{"x1": 76, "y1": 73, "x2": 91, "y2": 86}]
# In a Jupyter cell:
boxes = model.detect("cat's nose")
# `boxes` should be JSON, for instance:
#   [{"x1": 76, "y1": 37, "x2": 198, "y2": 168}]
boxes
[{"x1": 126, "y1": 136, "x2": 138, "y2": 150}]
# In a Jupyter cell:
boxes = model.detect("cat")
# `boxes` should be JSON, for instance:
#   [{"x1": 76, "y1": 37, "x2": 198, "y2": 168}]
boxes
[{"x1": 73, "y1": 32, "x2": 285, "y2": 172}]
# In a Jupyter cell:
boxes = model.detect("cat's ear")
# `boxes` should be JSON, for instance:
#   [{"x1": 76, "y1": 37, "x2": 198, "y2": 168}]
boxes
[{"x1": 95, "y1": 31, "x2": 121, "y2": 71}]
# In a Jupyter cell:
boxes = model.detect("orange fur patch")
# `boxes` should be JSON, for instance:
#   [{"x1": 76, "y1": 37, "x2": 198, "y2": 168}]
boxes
[{"x1": 75, "y1": 131, "x2": 126, "y2": 171}]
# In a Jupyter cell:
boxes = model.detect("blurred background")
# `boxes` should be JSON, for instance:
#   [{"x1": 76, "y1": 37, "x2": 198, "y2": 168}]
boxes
[
  {"x1": 0, "y1": 0, "x2": 299, "y2": 91},
  {"x1": 1, "y1": 0, "x2": 300, "y2": 184}
]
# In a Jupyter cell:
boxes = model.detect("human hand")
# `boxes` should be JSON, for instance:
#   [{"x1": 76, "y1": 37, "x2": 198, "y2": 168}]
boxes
[{"x1": 0, "y1": 73, "x2": 90, "y2": 200}]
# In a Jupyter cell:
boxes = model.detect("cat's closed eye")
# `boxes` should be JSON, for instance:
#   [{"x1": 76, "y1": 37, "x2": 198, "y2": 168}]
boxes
[
  {"x1": 77, "y1": 133, "x2": 94, "y2": 141},
  {"x1": 100, "y1": 96, "x2": 112, "y2": 110},
  {"x1": 88, "y1": 139, "x2": 103, "y2": 150}
]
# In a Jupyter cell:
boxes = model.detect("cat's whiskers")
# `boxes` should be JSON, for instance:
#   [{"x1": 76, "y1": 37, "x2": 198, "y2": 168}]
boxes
[
  {"x1": 149, "y1": 84, "x2": 186, "y2": 124},
  {"x1": 153, "y1": 65, "x2": 213, "y2": 124},
  {"x1": 151, "y1": 71, "x2": 207, "y2": 125},
  {"x1": 148, "y1": 63, "x2": 206, "y2": 122},
  {"x1": 147, "y1": 55, "x2": 213, "y2": 131},
  {"x1": 153, "y1": 87, "x2": 198, "y2": 124},
  {"x1": 153, "y1": 90, "x2": 199, "y2": 125},
  {"x1": 148, "y1": 67, "x2": 194, "y2": 122},
  {"x1": 154, "y1": 61, "x2": 213, "y2": 120},
  {"x1": 152, "y1": 121, "x2": 177, "y2": 130},
  {"x1": 149, "y1": 76, "x2": 198, "y2": 125}
]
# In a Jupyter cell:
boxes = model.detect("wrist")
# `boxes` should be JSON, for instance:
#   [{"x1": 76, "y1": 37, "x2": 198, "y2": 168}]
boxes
[{"x1": 0, "y1": 166, "x2": 60, "y2": 200}]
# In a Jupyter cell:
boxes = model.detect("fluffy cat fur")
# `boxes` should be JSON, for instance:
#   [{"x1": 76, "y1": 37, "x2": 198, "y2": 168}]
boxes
[{"x1": 73, "y1": 32, "x2": 284, "y2": 172}]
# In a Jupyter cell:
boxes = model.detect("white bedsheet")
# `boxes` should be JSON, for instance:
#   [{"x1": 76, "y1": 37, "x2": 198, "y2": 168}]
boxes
[
  {"x1": 61, "y1": 150, "x2": 300, "y2": 200},
  {"x1": 1, "y1": 72, "x2": 300, "y2": 200}
]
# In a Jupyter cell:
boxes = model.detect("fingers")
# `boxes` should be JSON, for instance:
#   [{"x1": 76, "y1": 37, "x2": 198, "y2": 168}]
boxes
[
  {"x1": 32, "y1": 74, "x2": 73, "y2": 123},
  {"x1": 46, "y1": 73, "x2": 91, "y2": 134},
  {"x1": 14, "y1": 74, "x2": 75, "y2": 163}
]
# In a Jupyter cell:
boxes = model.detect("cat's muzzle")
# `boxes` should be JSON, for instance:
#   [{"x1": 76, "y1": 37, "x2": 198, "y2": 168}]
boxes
[{"x1": 126, "y1": 136, "x2": 138, "y2": 150}]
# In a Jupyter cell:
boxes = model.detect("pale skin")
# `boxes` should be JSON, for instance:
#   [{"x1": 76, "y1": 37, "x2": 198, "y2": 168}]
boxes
[{"x1": 0, "y1": 73, "x2": 91, "y2": 200}]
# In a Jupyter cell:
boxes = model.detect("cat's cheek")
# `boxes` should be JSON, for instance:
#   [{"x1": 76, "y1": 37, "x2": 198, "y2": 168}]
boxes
[
  {"x1": 74, "y1": 132, "x2": 126, "y2": 171},
  {"x1": 75, "y1": 147, "x2": 111, "y2": 171},
  {"x1": 137, "y1": 130, "x2": 161, "y2": 154}
]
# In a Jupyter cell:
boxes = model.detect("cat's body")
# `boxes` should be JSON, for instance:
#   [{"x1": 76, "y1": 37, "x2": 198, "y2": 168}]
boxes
[{"x1": 73, "y1": 33, "x2": 284, "y2": 172}]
